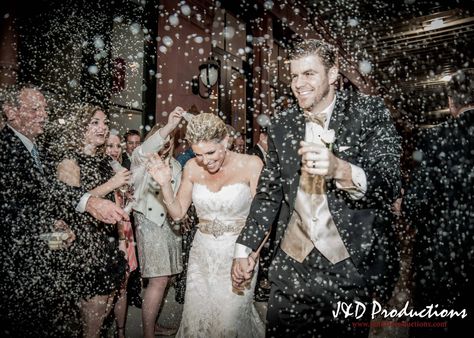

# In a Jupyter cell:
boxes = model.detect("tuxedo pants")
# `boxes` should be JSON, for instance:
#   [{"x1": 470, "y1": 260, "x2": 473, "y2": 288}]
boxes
[{"x1": 266, "y1": 247, "x2": 371, "y2": 338}]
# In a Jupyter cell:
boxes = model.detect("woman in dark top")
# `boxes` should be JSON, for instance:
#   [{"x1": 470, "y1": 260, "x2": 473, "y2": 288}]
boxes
[{"x1": 56, "y1": 105, "x2": 130, "y2": 337}]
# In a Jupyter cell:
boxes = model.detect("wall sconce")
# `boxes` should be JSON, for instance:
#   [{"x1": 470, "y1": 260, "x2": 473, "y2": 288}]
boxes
[{"x1": 191, "y1": 57, "x2": 219, "y2": 99}]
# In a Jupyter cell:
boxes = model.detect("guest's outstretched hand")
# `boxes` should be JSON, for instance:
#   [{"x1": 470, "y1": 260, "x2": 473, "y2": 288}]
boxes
[{"x1": 86, "y1": 196, "x2": 129, "y2": 224}]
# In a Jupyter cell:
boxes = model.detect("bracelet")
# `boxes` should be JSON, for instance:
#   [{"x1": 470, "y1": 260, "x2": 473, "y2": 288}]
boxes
[
  {"x1": 118, "y1": 237, "x2": 127, "y2": 241},
  {"x1": 162, "y1": 199, "x2": 175, "y2": 207}
]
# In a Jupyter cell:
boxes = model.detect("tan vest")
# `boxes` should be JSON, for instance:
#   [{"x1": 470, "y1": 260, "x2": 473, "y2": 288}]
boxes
[
  {"x1": 280, "y1": 186, "x2": 350, "y2": 263},
  {"x1": 280, "y1": 114, "x2": 350, "y2": 264}
]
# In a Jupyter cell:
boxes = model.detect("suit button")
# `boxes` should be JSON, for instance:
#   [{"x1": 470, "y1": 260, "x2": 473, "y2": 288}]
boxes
[{"x1": 148, "y1": 208, "x2": 152, "y2": 211}]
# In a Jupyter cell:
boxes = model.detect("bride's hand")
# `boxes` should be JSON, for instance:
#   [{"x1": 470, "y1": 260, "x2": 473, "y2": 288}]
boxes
[
  {"x1": 231, "y1": 254, "x2": 256, "y2": 293},
  {"x1": 146, "y1": 154, "x2": 172, "y2": 186}
]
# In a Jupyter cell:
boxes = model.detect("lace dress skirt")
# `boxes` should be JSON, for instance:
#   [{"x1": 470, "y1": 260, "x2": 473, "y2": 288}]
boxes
[{"x1": 176, "y1": 229, "x2": 265, "y2": 338}]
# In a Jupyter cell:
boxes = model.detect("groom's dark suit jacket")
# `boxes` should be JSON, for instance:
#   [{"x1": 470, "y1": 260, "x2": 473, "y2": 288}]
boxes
[
  {"x1": 0, "y1": 125, "x2": 85, "y2": 336},
  {"x1": 237, "y1": 90, "x2": 402, "y2": 299}
]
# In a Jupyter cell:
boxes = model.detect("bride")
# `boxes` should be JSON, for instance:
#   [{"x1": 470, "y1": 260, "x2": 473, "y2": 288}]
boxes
[{"x1": 147, "y1": 113, "x2": 265, "y2": 337}]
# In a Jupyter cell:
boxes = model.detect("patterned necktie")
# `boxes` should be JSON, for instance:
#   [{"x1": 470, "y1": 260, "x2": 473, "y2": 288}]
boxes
[{"x1": 31, "y1": 146, "x2": 44, "y2": 174}]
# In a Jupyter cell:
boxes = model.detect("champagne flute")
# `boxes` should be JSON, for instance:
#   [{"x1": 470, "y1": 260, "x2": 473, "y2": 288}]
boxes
[
  {"x1": 118, "y1": 184, "x2": 129, "y2": 208},
  {"x1": 110, "y1": 159, "x2": 129, "y2": 208}
]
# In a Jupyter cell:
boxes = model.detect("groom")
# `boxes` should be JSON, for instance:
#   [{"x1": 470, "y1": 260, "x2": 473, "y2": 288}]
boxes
[{"x1": 232, "y1": 39, "x2": 401, "y2": 337}]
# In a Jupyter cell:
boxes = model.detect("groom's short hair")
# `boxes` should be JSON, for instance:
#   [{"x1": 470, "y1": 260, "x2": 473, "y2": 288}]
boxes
[{"x1": 288, "y1": 39, "x2": 338, "y2": 71}]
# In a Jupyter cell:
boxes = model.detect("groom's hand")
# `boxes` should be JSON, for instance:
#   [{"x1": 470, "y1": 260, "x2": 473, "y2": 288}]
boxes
[{"x1": 298, "y1": 141, "x2": 352, "y2": 184}]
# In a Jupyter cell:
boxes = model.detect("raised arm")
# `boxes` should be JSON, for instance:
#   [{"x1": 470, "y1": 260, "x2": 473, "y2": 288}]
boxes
[
  {"x1": 147, "y1": 156, "x2": 194, "y2": 220},
  {"x1": 131, "y1": 106, "x2": 185, "y2": 167}
]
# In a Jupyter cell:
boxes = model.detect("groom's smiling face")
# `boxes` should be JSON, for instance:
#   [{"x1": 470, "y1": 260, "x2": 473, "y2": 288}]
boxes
[
  {"x1": 192, "y1": 139, "x2": 227, "y2": 173},
  {"x1": 290, "y1": 54, "x2": 338, "y2": 115}
]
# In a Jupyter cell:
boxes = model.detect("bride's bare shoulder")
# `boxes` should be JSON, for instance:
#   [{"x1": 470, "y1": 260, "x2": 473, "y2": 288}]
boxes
[
  {"x1": 183, "y1": 157, "x2": 198, "y2": 169},
  {"x1": 183, "y1": 157, "x2": 205, "y2": 177},
  {"x1": 232, "y1": 153, "x2": 263, "y2": 171}
]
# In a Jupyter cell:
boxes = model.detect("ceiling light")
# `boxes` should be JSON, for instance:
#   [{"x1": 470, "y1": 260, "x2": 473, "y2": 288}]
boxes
[
  {"x1": 425, "y1": 18, "x2": 444, "y2": 31},
  {"x1": 440, "y1": 74, "x2": 452, "y2": 82}
]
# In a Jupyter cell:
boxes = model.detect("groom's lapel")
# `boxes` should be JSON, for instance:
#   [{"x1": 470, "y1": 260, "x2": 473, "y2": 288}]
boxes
[
  {"x1": 284, "y1": 107, "x2": 305, "y2": 207},
  {"x1": 328, "y1": 91, "x2": 349, "y2": 154}
]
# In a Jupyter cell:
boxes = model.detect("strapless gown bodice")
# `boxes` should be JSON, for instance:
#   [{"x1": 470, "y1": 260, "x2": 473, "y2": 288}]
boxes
[{"x1": 192, "y1": 182, "x2": 253, "y2": 222}]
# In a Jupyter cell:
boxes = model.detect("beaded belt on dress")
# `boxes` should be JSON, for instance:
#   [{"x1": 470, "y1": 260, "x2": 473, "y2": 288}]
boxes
[{"x1": 198, "y1": 218, "x2": 246, "y2": 237}]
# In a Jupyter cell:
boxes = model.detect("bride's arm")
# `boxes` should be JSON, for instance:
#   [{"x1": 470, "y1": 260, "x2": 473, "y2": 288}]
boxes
[
  {"x1": 156, "y1": 162, "x2": 194, "y2": 221},
  {"x1": 247, "y1": 155, "x2": 270, "y2": 259},
  {"x1": 232, "y1": 156, "x2": 268, "y2": 290},
  {"x1": 248, "y1": 155, "x2": 264, "y2": 197}
]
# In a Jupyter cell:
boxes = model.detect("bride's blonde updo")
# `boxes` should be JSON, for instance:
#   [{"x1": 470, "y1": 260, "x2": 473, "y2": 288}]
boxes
[{"x1": 185, "y1": 113, "x2": 227, "y2": 144}]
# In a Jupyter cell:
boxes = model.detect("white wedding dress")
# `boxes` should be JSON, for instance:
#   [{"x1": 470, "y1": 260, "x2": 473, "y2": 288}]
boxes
[{"x1": 176, "y1": 183, "x2": 265, "y2": 338}]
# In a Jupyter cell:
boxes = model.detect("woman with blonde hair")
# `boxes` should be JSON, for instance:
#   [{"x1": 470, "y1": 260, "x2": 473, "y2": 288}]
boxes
[
  {"x1": 129, "y1": 107, "x2": 184, "y2": 338},
  {"x1": 147, "y1": 112, "x2": 265, "y2": 337},
  {"x1": 56, "y1": 105, "x2": 129, "y2": 337},
  {"x1": 105, "y1": 131, "x2": 138, "y2": 338},
  {"x1": 105, "y1": 132, "x2": 123, "y2": 163}
]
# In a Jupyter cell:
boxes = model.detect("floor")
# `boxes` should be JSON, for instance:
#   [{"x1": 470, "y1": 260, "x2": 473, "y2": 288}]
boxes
[
  {"x1": 119, "y1": 286, "x2": 268, "y2": 338},
  {"x1": 121, "y1": 286, "x2": 182, "y2": 338},
  {"x1": 119, "y1": 285, "x2": 408, "y2": 338},
  {"x1": 117, "y1": 232, "x2": 413, "y2": 338}
]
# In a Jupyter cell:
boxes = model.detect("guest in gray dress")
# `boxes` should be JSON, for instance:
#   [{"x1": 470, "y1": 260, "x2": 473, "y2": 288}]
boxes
[{"x1": 129, "y1": 107, "x2": 184, "y2": 338}]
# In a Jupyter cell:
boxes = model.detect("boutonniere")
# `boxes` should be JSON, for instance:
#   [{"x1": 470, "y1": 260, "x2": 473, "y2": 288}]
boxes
[{"x1": 320, "y1": 129, "x2": 335, "y2": 151}]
